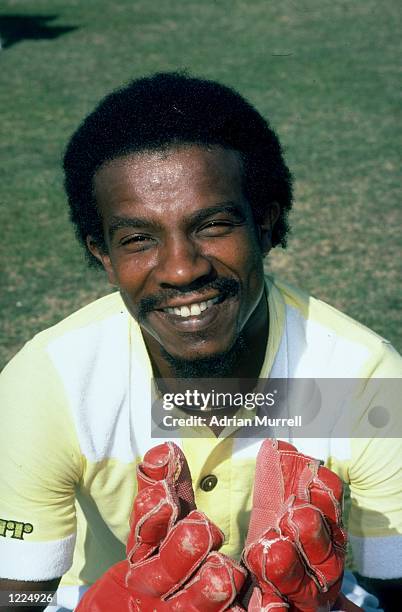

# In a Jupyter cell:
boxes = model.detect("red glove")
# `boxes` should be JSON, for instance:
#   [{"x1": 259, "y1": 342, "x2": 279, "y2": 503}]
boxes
[
  {"x1": 243, "y1": 439, "x2": 347, "y2": 612},
  {"x1": 76, "y1": 442, "x2": 247, "y2": 611}
]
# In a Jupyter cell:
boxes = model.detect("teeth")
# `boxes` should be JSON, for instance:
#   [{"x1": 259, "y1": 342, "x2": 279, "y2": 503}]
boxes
[
  {"x1": 164, "y1": 296, "x2": 220, "y2": 317},
  {"x1": 190, "y1": 303, "x2": 201, "y2": 316}
]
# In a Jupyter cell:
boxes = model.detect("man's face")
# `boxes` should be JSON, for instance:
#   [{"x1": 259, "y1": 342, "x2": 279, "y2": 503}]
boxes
[{"x1": 92, "y1": 145, "x2": 268, "y2": 363}]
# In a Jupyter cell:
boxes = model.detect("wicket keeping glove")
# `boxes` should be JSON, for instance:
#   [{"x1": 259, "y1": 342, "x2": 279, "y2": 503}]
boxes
[
  {"x1": 243, "y1": 439, "x2": 348, "y2": 612},
  {"x1": 76, "y1": 442, "x2": 247, "y2": 611}
]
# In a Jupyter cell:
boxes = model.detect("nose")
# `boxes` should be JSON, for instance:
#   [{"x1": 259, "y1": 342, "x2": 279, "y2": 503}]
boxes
[{"x1": 153, "y1": 234, "x2": 213, "y2": 288}]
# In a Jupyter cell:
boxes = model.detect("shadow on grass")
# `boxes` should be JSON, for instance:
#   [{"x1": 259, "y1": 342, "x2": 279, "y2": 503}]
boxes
[{"x1": 0, "y1": 14, "x2": 78, "y2": 49}]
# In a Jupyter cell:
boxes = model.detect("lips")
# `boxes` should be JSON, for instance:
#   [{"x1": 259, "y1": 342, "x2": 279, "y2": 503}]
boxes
[{"x1": 150, "y1": 294, "x2": 236, "y2": 333}]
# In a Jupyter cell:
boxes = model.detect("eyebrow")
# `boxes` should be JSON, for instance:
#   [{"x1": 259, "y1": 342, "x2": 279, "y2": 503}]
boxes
[
  {"x1": 189, "y1": 203, "x2": 246, "y2": 226},
  {"x1": 108, "y1": 216, "x2": 162, "y2": 240},
  {"x1": 108, "y1": 202, "x2": 246, "y2": 239}
]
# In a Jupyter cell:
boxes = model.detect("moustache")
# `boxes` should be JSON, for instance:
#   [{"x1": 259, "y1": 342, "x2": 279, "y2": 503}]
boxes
[{"x1": 136, "y1": 277, "x2": 240, "y2": 320}]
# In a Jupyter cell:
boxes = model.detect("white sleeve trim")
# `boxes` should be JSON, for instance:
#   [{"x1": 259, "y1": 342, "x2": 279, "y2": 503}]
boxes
[
  {"x1": 0, "y1": 533, "x2": 76, "y2": 580},
  {"x1": 44, "y1": 585, "x2": 90, "y2": 611},
  {"x1": 341, "y1": 570, "x2": 381, "y2": 609},
  {"x1": 349, "y1": 534, "x2": 402, "y2": 579}
]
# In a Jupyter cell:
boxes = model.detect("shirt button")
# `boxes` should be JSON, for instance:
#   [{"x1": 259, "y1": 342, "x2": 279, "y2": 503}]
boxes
[{"x1": 200, "y1": 475, "x2": 218, "y2": 492}]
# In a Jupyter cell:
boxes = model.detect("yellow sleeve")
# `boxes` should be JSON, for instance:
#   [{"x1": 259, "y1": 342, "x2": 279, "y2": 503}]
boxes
[
  {"x1": 348, "y1": 342, "x2": 402, "y2": 579},
  {"x1": 0, "y1": 339, "x2": 83, "y2": 580}
]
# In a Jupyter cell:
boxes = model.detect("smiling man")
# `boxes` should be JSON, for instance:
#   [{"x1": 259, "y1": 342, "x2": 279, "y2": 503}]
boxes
[
  {"x1": 90, "y1": 145, "x2": 271, "y2": 379},
  {"x1": 0, "y1": 73, "x2": 401, "y2": 611}
]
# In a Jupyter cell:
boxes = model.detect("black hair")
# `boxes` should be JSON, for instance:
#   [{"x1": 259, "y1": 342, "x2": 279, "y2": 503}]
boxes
[{"x1": 63, "y1": 71, "x2": 293, "y2": 265}]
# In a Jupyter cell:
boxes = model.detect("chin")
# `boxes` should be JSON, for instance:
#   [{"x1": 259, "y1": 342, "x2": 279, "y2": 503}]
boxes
[
  {"x1": 160, "y1": 333, "x2": 247, "y2": 378},
  {"x1": 161, "y1": 336, "x2": 235, "y2": 362}
]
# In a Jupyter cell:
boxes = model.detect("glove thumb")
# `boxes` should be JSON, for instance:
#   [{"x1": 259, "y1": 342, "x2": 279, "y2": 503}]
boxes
[{"x1": 127, "y1": 442, "x2": 196, "y2": 563}]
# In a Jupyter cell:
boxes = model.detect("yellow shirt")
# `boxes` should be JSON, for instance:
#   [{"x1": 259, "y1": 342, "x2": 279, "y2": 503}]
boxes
[{"x1": 0, "y1": 276, "x2": 401, "y2": 609}]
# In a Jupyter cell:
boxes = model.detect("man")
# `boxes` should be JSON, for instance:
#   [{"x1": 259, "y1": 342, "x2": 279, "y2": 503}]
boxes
[{"x1": 0, "y1": 72, "x2": 401, "y2": 611}]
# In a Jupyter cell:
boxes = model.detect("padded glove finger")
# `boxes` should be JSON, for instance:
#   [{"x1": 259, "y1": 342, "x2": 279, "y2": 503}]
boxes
[
  {"x1": 137, "y1": 441, "x2": 196, "y2": 515},
  {"x1": 126, "y1": 509, "x2": 225, "y2": 598},
  {"x1": 245, "y1": 527, "x2": 337, "y2": 612},
  {"x1": 127, "y1": 441, "x2": 196, "y2": 564},
  {"x1": 248, "y1": 585, "x2": 289, "y2": 611},
  {"x1": 131, "y1": 551, "x2": 247, "y2": 612},
  {"x1": 279, "y1": 501, "x2": 344, "y2": 593}
]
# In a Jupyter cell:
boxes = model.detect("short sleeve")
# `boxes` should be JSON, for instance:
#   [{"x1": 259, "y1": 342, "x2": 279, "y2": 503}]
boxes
[
  {"x1": 347, "y1": 342, "x2": 402, "y2": 579},
  {"x1": 0, "y1": 339, "x2": 83, "y2": 580}
]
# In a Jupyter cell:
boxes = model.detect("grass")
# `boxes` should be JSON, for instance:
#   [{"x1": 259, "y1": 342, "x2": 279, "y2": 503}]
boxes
[{"x1": 0, "y1": 0, "x2": 401, "y2": 368}]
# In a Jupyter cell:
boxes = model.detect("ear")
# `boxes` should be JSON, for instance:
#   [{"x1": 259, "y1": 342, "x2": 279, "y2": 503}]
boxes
[
  {"x1": 257, "y1": 202, "x2": 280, "y2": 255},
  {"x1": 86, "y1": 236, "x2": 118, "y2": 286}
]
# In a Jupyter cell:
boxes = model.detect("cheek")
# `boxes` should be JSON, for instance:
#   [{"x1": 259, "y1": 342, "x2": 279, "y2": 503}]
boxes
[
  {"x1": 223, "y1": 231, "x2": 264, "y2": 281},
  {"x1": 232, "y1": 234, "x2": 266, "y2": 305},
  {"x1": 109, "y1": 254, "x2": 155, "y2": 298}
]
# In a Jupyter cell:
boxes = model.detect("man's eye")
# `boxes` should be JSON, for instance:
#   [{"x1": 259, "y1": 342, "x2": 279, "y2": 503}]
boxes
[
  {"x1": 119, "y1": 235, "x2": 154, "y2": 250},
  {"x1": 198, "y1": 221, "x2": 237, "y2": 236}
]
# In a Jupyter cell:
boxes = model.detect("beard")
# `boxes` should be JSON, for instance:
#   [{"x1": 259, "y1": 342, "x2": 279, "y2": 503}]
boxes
[{"x1": 159, "y1": 331, "x2": 248, "y2": 378}]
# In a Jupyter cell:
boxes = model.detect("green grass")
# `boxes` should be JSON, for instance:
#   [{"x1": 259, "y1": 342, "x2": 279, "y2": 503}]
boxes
[{"x1": 1, "y1": 0, "x2": 401, "y2": 368}]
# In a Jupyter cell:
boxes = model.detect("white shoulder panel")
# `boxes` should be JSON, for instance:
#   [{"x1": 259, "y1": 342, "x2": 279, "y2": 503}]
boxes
[
  {"x1": 285, "y1": 304, "x2": 371, "y2": 378},
  {"x1": 46, "y1": 311, "x2": 134, "y2": 462}
]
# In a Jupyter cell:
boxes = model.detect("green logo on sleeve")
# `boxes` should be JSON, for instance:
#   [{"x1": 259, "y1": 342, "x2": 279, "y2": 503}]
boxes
[{"x1": 0, "y1": 519, "x2": 34, "y2": 540}]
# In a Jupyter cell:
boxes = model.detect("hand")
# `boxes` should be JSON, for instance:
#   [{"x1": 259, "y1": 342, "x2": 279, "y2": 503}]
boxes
[
  {"x1": 76, "y1": 442, "x2": 247, "y2": 611},
  {"x1": 243, "y1": 439, "x2": 347, "y2": 612}
]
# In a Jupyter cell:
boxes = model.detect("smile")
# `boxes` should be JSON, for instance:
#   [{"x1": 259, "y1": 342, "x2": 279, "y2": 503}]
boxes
[
  {"x1": 162, "y1": 296, "x2": 220, "y2": 318},
  {"x1": 150, "y1": 293, "x2": 237, "y2": 334}
]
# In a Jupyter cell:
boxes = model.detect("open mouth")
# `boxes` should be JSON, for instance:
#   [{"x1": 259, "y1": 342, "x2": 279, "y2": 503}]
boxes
[
  {"x1": 150, "y1": 293, "x2": 235, "y2": 332},
  {"x1": 161, "y1": 295, "x2": 222, "y2": 318}
]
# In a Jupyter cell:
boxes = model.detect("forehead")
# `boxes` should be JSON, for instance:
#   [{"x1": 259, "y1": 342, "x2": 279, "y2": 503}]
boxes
[{"x1": 93, "y1": 145, "x2": 245, "y2": 218}]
